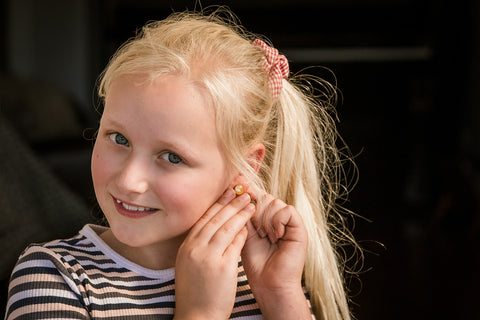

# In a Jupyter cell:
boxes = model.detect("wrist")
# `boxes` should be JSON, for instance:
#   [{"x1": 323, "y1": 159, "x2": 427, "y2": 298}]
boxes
[{"x1": 254, "y1": 286, "x2": 311, "y2": 320}]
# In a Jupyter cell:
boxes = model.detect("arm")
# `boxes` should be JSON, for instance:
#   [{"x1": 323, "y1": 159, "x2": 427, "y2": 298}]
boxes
[
  {"x1": 241, "y1": 190, "x2": 312, "y2": 320},
  {"x1": 5, "y1": 246, "x2": 89, "y2": 320},
  {"x1": 246, "y1": 281, "x2": 311, "y2": 320}
]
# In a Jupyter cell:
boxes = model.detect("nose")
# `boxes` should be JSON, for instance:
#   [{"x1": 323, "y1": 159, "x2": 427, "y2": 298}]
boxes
[{"x1": 115, "y1": 155, "x2": 149, "y2": 195}]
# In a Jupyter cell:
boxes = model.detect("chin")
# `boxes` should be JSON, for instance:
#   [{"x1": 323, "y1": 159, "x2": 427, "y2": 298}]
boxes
[{"x1": 109, "y1": 223, "x2": 152, "y2": 247}]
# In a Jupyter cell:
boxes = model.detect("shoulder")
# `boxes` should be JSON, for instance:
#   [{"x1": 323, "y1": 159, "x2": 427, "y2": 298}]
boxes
[
  {"x1": 5, "y1": 231, "x2": 94, "y2": 319},
  {"x1": 9, "y1": 225, "x2": 110, "y2": 286},
  {"x1": 12, "y1": 229, "x2": 93, "y2": 271}
]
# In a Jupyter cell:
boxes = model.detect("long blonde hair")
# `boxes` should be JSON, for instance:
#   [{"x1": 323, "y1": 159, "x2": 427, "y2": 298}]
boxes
[{"x1": 98, "y1": 8, "x2": 359, "y2": 320}]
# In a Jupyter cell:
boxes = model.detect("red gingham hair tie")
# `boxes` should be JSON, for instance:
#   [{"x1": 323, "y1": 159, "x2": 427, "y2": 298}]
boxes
[{"x1": 253, "y1": 39, "x2": 289, "y2": 100}]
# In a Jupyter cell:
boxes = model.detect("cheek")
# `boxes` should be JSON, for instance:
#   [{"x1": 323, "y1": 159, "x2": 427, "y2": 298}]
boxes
[
  {"x1": 91, "y1": 144, "x2": 114, "y2": 188},
  {"x1": 157, "y1": 170, "x2": 229, "y2": 218},
  {"x1": 157, "y1": 179, "x2": 211, "y2": 210}
]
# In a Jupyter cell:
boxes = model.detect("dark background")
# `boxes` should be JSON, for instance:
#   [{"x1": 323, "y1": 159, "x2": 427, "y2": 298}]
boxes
[{"x1": 1, "y1": 0, "x2": 479, "y2": 319}]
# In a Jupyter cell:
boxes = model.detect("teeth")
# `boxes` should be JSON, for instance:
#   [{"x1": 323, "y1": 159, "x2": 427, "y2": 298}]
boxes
[{"x1": 116, "y1": 199, "x2": 155, "y2": 212}]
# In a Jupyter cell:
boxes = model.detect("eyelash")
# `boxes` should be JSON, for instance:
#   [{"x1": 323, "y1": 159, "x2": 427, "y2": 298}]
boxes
[{"x1": 108, "y1": 132, "x2": 183, "y2": 164}]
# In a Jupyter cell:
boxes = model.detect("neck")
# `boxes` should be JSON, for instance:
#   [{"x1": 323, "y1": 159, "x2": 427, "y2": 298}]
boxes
[{"x1": 100, "y1": 229, "x2": 185, "y2": 270}]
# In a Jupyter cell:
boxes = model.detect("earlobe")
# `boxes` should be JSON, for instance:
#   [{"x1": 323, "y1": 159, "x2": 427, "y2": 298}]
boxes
[{"x1": 247, "y1": 143, "x2": 266, "y2": 173}]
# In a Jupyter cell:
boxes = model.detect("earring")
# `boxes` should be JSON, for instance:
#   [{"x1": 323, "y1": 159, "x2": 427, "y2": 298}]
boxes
[{"x1": 233, "y1": 184, "x2": 245, "y2": 196}]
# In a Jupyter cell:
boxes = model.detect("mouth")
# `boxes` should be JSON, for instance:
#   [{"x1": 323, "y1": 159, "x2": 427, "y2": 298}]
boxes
[
  {"x1": 115, "y1": 199, "x2": 157, "y2": 212},
  {"x1": 113, "y1": 197, "x2": 159, "y2": 218}
]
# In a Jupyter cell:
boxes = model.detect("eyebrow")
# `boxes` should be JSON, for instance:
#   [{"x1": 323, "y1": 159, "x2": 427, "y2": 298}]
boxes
[{"x1": 101, "y1": 117, "x2": 125, "y2": 131}]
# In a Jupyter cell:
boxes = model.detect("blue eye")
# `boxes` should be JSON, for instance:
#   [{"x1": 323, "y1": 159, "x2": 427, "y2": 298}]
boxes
[
  {"x1": 109, "y1": 133, "x2": 129, "y2": 146},
  {"x1": 161, "y1": 152, "x2": 182, "y2": 164}
]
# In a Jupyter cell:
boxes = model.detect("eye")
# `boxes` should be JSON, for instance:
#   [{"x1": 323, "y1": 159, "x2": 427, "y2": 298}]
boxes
[
  {"x1": 161, "y1": 152, "x2": 183, "y2": 164},
  {"x1": 109, "y1": 133, "x2": 129, "y2": 146}
]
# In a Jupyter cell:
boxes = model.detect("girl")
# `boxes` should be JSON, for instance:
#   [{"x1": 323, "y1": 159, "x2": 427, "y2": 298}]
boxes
[{"x1": 5, "y1": 8, "x2": 358, "y2": 320}]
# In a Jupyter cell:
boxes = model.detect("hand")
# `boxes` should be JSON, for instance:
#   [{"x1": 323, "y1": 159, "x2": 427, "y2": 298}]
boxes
[
  {"x1": 240, "y1": 185, "x2": 310, "y2": 319},
  {"x1": 174, "y1": 188, "x2": 255, "y2": 320}
]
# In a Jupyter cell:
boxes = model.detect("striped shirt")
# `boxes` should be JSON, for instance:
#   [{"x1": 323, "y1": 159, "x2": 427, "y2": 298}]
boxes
[{"x1": 5, "y1": 224, "x2": 266, "y2": 319}]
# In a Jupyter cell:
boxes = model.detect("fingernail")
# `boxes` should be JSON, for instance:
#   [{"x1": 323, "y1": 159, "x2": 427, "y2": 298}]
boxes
[
  {"x1": 224, "y1": 188, "x2": 235, "y2": 198},
  {"x1": 246, "y1": 203, "x2": 256, "y2": 212},
  {"x1": 257, "y1": 227, "x2": 267, "y2": 238},
  {"x1": 268, "y1": 233, "x2": 276, "y2": 244},
  {"x1": 238, "y1": 193, "x2": 250, "y2": 202}
]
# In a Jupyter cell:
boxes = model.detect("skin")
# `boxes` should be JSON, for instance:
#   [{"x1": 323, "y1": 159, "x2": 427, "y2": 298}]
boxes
[
  {"x1": 92, "y1": 74, "x2": 236, "y2": 269},
  {"x1": 91, "y1": 74, "x2": 310, "y2": 319}
]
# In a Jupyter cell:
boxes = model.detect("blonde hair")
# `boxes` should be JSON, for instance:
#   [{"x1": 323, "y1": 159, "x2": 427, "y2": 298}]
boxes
[{"x1": 98, "y1": 8, "x2": 359, "y2": 320}]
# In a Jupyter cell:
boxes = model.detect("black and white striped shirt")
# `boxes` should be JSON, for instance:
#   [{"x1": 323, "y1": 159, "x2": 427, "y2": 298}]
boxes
[{"x1": 5, "y1": 224, "x2": 265, "y2": 319}]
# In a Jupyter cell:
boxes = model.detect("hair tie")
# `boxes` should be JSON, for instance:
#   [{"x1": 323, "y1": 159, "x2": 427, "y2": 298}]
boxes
[{"x1": 253, "y1": 39, "x2": 289, "y2": 100}]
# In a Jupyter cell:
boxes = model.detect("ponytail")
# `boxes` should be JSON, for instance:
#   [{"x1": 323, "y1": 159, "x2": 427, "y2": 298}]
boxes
[{"x1": 262, "y1": 77, "x2": 355, "y2": 320}]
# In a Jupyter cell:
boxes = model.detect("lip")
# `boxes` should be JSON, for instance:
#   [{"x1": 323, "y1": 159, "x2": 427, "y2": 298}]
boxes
[{"x1": 113, "y1": 196, "x2": 159, "y2": 219}]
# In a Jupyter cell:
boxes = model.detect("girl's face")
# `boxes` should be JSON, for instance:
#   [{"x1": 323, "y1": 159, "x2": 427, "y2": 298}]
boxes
[{"x1": 91, "y1": 75, "x2": 234, "y2": 250}]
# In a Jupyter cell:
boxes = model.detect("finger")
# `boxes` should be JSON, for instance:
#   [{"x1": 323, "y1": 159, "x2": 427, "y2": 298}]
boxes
[
  {"x1": 223, "y1": 225, "x2": 249, "y2": 260},
  {"x1": 273, "y1": 205, "x2": 298, "y2": 241},
  {"x1": 260, "y1": 198, "x2": 289, "y2": 243},
  {"x1": 217, "y1": 187, "x2": 237, "y2": 206},
  {"x1": 209, "y1": 203, "x2": 255, "y2": 252},
  {"x1": 271, "y1": 205, "x2": 307, "y2": 244},
  {"x1": 245, "y1": 219, "x2": 259, "y2": 241},
  {"x1": 248, "y1": 191, "x2": 272, "y2": 233},
  {"x1": 188, "y1": 188, "x2": 236, "y2": 236},
  {"x1": 252, "y1": 195, "x2": 287, "y2": 240},
  {"x1": 194, "y1": 193, "x2": 252, "y2": 242}
]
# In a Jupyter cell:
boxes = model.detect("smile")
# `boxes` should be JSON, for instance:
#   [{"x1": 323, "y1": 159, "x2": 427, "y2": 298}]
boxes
[
  {"x1": 115, "y1": 199, "x2": 157, "y2": 212},
  {"x1": 113, "y1": 197, "x2": 159, "y2": 219}
]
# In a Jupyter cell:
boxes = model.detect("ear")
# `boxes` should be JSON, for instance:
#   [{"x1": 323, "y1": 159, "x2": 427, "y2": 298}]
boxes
[{"x1": 246, "y1": 143, "x2": 265, "y2": 173}]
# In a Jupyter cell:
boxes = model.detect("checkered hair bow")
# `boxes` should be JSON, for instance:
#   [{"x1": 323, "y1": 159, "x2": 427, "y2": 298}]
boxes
[{"x1": 253, "y1": 39, "x2": 289, "y2": 100}]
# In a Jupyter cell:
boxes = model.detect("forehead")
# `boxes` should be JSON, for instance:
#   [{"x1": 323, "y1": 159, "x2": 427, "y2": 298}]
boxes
[
  {"x1": 105, "y1": 74, "x2": 212, "y2": 119},
  {"x1": 103, "y1": 75, "x2": 222, "y2": 152}
]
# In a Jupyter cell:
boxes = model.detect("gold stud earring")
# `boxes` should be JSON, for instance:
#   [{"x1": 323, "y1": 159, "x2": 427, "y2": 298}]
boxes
[{"x1": 233, "y1": 184, "x2": 244, "y2": 196}]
